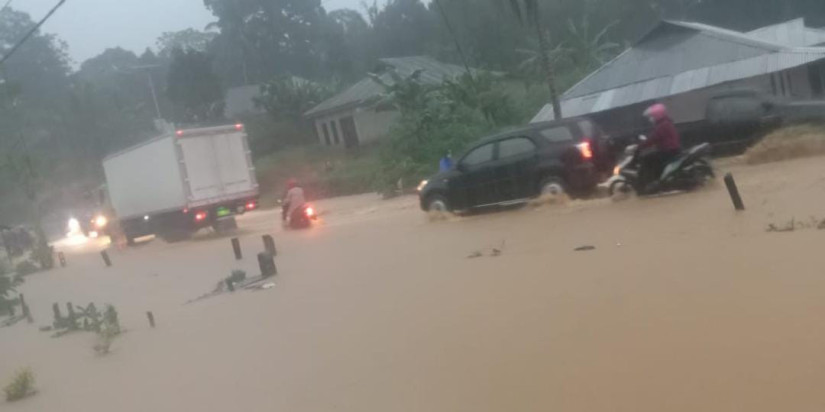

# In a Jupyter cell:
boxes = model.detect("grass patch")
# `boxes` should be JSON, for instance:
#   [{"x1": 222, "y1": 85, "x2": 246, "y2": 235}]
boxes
[
  {"x1": 254, "y1": 145, "x2": 383, "y2": 207},
  {"x1": 745, "y1": 124, "x2": 825, "y2": 165},
  {"x1": 4, "y1": 368, "x2": 35, "y2": 402}
]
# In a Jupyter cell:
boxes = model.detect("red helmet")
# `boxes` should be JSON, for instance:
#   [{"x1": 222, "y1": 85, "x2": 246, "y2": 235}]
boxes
[{"x1": 644, "y1": 103, "x2": 668, "y2": 122}]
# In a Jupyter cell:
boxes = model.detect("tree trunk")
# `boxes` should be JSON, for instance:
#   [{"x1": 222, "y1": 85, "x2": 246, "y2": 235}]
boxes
[{"x1": 530, "y1": 8, "x2": 562, "y2": 120}]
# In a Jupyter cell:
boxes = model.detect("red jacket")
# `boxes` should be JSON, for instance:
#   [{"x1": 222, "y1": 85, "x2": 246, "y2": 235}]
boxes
[{"x1": 642, "y1": 117, "x2": 681, "y2": 151}]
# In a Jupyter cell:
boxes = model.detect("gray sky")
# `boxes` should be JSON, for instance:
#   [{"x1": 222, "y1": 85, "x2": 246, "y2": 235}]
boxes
[{"x1": 14, "y1": 0, "x2": 384, "y2": 67}]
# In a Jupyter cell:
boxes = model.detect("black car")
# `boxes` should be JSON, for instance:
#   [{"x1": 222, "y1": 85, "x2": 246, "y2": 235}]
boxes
[{"x1": 418, "y1": 118, "x2": 606, "y2": 212}]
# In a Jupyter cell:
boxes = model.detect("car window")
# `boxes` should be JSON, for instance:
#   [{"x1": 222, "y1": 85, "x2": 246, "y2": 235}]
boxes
[
  {"x1": 498, "y1": 137, "x2": 536, "y2": 158},
  {"x1": 539, "y1": 126, "x2": 574, "y2": 143},
  {"x1": 461, "y1": 144, "x2": 494, "y2": 167}
]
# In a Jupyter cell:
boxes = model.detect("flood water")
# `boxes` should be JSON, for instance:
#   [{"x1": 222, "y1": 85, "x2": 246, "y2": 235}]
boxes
[{"x1": 4, "y1": 156, "x2": 825, "y2": 411}]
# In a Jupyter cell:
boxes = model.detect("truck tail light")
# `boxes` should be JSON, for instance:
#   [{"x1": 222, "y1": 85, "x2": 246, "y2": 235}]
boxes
[
  {"x1": 577, "y1": 140, "x2": 594, "y2": 160},
  {"x1": 194, "y1": 211, "x2": 208, "y2": 222},
  {"x1": 245, "y1": 201, "x2": 257, "y2": 210}
]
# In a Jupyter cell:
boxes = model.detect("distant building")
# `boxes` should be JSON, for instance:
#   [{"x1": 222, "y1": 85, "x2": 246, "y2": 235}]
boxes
[
  {"x1": 531, "y1": 18, "x2": 825, "y2": 133},
  {"x1": 225, "y1": 77, "x2": 311, "y2": 119},
  {"x1": 304, "y1": 56, "x2": 473, "y2": 148}
]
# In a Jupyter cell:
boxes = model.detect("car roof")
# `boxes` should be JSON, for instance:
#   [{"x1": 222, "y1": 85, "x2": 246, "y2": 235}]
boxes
[{"x1": 475, "y1": 118, "x2": 588, "y2": 144}]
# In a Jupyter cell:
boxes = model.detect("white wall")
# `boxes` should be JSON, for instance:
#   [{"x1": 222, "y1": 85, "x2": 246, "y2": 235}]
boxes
[
  {"x1": 312, "y1": 107, "x2": 401, "y2": 147},
  {"x1": 313, "y1": 110, "x2": 353, "y2": 147},
  {"x1": 354, "y1": 108, "x2": 400, "y2": 144}
]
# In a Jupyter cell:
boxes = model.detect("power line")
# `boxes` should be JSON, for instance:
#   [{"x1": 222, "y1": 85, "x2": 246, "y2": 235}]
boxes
[{"x1": 0, "y1": 0, "x2": 68, "y2": 66}]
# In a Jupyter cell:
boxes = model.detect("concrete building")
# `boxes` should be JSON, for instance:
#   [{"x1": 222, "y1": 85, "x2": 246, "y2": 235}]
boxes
[
  {"x1": 304, "y1": 56, "x2": 472, "y2": 148},
  {"x1": 531, "y1": 18, "x2": 825, "y2": 133}
]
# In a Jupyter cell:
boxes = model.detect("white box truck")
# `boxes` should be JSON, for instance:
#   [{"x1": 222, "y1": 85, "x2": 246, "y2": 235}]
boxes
[{"x1": 103, "y1": 124, "x2": 259, "y2": 243}]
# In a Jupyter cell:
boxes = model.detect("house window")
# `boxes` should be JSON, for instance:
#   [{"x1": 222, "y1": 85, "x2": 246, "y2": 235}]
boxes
[
  {"x1": 322, "y1": 123, "x2": 332, "y2": 146},
  {"x1": 331, "y1": 120, "x2": 341, "y2": 144}
]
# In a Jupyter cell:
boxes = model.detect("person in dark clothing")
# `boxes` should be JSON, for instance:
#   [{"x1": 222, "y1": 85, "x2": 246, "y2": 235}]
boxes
[{"x1": 638, "y1": 103, "x2": 682, "y2": 194}]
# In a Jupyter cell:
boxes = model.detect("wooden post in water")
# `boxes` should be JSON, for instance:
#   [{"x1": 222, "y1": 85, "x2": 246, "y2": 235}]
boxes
[
  {"x1": 101, "y1": 250, "x2": 112, "y2": 267},
  {"x1": 258, "y1": 252, "x2": 277, "y2": 278},
  {"x1": 146, "y1": 311, "x2": 155, "y2": 328},
  {"x1": 724, "y1": 173, "x2": 745, "y2": 211},
  {"x1": 262, "y1": 235, "x2": 276, "y2": 256},
  {"x1": 231, "y1": 238, "x2": 242, "y2": 260},
  {"x1": 19, "y1": 294, "x2": 32, "y2": 323}
]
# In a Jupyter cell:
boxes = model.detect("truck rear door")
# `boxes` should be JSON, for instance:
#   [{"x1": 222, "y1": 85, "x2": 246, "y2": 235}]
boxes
[{"x1": 176, "y1": 128, "x2": 257, "y2": 207}]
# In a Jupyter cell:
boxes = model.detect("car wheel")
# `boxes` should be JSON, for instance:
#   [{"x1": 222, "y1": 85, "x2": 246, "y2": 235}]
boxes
[
  {"x1": 426, "y1": 195, "x2": 450, "y2": 212},
  {"x1": 539, "y1": 177, "x2": 566, "y2": 197}
]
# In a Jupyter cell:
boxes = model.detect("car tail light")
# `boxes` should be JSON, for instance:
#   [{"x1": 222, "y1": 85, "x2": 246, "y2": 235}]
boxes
[
  {"x1": 305, "y1": 207, "x2": 315, "y2": 218},
  {"x1": 577, "y1": 140, "x2": 594, "y2": 160},
  {"x1": 245, "y1": 201, "x2": 257, "y2": 210},
  {"x1": 235, "y1": 123, "x2": 244, "y2": 131},
  {"x1": 176, "y1": 130, "x2": 184, "y2": 137},
  {"x1": 194, "y1": 211, "x2": 208, "y2": 222}
]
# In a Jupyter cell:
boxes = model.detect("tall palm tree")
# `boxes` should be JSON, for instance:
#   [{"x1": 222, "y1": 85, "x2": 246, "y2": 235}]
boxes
[{"x1": 502, "y1": 0, "x2": 562, "y2": 120}]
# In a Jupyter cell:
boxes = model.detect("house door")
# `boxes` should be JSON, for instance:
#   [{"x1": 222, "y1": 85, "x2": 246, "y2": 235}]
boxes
[{"x1": 339, "y1": 116, "x2": 359, "y2": 148}]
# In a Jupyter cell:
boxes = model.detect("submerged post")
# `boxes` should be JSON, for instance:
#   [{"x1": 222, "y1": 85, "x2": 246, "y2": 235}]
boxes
[{"x1": 724, "y1": 173, "x2": 745, "y2": 211}]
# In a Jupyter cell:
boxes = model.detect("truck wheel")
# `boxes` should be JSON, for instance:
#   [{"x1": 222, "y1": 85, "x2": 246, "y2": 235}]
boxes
[
  {"x1": 159, "y1": 230, "x2": 193, "y2": 243},
  {"x1": 212, "y1": 217, "x2": 238, "y2": 235}
]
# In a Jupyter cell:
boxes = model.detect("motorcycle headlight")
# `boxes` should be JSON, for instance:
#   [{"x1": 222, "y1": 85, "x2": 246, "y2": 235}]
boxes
[{"x1": 417, "y1": 180, "x2": 429, "y2": 192}]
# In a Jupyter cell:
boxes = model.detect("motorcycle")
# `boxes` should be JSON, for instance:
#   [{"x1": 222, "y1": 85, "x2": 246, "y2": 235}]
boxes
[
  {"x1": 286, "y1": 204, "x2": 317, "y2": 229},
  {"x1": 605, "y1": 137, "x2": 715, "y2": 197}
]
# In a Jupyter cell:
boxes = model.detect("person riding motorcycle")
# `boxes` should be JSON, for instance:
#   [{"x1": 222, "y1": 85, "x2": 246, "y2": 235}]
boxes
[
  {"x1": 638, "y1": 103, "x2": 682, "y2": 194},
  {"x1": 281, "y1": 178, "x2": 306, "y2": 223}
]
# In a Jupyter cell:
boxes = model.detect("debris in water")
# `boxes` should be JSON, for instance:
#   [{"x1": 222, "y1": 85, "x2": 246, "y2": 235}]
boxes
[
  {"x1": 574, "y1": 245, "x2": 596, "y2": 251},
  {"x1": 262, "y1": 283, "x2": 275, "y2": 289},
  {"x1": 467, "y1": 251, "x2": 483, "y2": 259},
  {"x1": 490, "y1": 248, "x2": 502, "y2": 257}
]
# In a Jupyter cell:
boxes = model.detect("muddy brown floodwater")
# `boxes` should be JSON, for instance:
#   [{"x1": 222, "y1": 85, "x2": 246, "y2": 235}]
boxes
[{"x1": 4, "y1": 156, "x2": 825, "y2": 411}]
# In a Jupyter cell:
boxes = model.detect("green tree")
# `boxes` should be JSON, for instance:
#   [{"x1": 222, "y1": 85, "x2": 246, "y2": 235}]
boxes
[
  {"x1": 166, "y1": 48, "x2": 224, "y2": 123},
  {"x1": 156, "y1": 28, "x2": 217, "y2": 58},
  {"x1": 498, "y1": 0, "x2": 562, "y2": 120},
  {"x1": 203, "y1": 0, "x2": 327, "y2": 82}
]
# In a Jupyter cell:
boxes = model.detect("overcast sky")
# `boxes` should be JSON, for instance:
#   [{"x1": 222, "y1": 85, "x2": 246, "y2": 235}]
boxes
[{"x1": 13, "y1": 0, "x2": 381, "y2": 67}]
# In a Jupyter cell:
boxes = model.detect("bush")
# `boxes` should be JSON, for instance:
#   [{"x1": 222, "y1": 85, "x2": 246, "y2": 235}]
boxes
[
  {"x1": 15, "y1": 261, "x2": 39, "y2": 277},
  {"x1": 4, "y1": 368, "x2": 35, "y2": 402}
]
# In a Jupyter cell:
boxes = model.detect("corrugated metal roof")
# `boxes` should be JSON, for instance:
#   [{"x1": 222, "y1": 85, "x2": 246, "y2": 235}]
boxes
[
  {"x1": 305, "y1": 56, "x2": 471, "y2": 118},
  {"x1": 746, "y1": 18, "x2": 825, "y2": 47},
  {"x1": 532, "y1": 49, "x2": 825, "y2": 123},
  {"x1": 532, "y1": 19, "x2": 825, "y2": 123},
  {"x1": 563, "y1": 21, "x2": 783, "y2": 100}
]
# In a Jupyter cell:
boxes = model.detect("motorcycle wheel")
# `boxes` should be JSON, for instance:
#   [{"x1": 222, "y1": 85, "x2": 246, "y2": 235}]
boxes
[
  {"x1": 609, "y1": 180, "x2": 634, "y2": 201},
  {"x1": 692, "y1": 161, "x2": 715, "y2": 185}
]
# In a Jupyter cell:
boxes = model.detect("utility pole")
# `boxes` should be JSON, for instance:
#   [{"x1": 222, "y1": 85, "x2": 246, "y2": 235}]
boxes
[{"x1": 131, "y1": 64, "x2": 163, "y2": 120}]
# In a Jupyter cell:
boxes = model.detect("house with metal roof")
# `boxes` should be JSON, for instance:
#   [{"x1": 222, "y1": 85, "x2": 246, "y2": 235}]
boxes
[
  {"x1": 304, "y1": 56, "x2": 472, "y2": 148},
  {"x1": 531, "y1": 18, "x2": 825, "y2": 133}
]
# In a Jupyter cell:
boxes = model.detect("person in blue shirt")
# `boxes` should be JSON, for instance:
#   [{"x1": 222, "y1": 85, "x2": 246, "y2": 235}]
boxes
[{"x1": 439, "y1": 151, "x2": 454, "y2": 172}]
